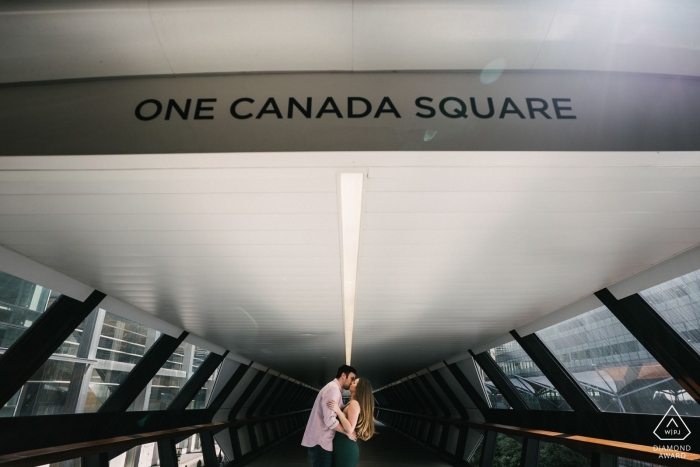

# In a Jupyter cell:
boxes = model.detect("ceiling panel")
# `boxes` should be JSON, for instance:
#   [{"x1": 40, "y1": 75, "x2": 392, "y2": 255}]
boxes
[
  {"x1": 1, "y1": 153, "x2": 700, "y2": 389},
  {"x1": 2, "y1": 0, "x2": 700, "y2": 83}
]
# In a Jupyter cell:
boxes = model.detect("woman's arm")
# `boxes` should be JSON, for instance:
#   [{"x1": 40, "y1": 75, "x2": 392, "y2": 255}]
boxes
[{"x1": 327, "y1": 400, "x2": 360, "y2": 436}]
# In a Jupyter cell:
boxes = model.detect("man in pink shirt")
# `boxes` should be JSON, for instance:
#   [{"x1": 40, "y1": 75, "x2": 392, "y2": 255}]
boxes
[{"x1": 302, "y1": 365, "x2": 358, "y2": 467}]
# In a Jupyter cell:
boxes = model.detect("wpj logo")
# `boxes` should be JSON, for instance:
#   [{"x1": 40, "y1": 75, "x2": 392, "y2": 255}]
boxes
[
  {"x1": 653, "y1": 406, "x2": 692, "y2": 460},
  {"x1": 654, "y1": 406, "x2": 691, "y2": 441}
]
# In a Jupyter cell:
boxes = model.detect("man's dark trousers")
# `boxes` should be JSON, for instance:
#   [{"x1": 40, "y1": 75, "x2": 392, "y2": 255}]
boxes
[{"x1": 308, "y1": 444, "x2": 333, "y2": 467}]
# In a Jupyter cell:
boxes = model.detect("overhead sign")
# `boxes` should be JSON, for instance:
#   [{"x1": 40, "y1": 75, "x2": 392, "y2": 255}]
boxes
[{"x1": 0, "y1": 71, "x2": 699, "y2": 154}]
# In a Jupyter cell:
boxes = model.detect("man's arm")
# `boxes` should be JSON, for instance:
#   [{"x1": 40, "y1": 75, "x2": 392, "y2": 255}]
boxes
[{"x1": 320, "y1": 388, "x2": 339, "y2": 430}]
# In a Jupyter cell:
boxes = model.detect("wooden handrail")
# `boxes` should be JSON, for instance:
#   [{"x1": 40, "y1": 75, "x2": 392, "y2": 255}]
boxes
[
  {"x1": 375, "y1": 408, "x2": 700, "y2": 466},
  {"x1": 0, "y1": 409, "x2": 311, "y2": 467}
]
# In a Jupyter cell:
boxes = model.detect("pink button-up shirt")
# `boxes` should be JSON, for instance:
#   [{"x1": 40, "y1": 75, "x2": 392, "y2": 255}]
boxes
[{"x1": 301, "y1": 379, "x2": 344, "y2": 451}]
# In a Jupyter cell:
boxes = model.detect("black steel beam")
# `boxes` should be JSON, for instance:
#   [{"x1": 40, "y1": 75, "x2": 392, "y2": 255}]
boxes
[
  {"x1": 519, "y1": 437, "x2": 539, "y2": 467},
  {"x1": 157, "y1": 439, "x2": 178, "y2": 467},
  {"x1": 207, "y1": 362, "x2": 252, "y2": 415},
  {"x1": 267, "y1": 380, "x2": 293, "y2": 414},
  {"x1": 404, "y1": 379, "x2": 431, "y2": 414},
  {"x1": 470, "y1": 350, "x2": 529, "y2": 411},
  {"x1": 418, "y1": 375, "x2": 451, "y2": 418},
  {"x1": 258, "y1": 377, "x2": 285, "y2": 415},
  {"x1": 445, "y1": 362, "x2": 490, "y2": 413},
  {"x1": 596, "y1": 288, "x2": 700, "y2": 401},
  {"x1": 510, "y1": 330, "x2": 599, "y2": 414},
  {"x1": 246, "y1": 375, "x2": 276, "y2": 451},
  {"x1": 246, "y1": 375, "x2": 277, "y2": 418},
  {"x1": 384, "y1": 386, "x2": 406, "y2": 411},
  {"x1": 478, "y1": 430, "x2": 497, "y2": 467},
  {"x1": 0, "y1": 290, "x2": 106, "y2": 407},
  {"x1": 228, "y1": 370, "x2": 267, "y2": 421},
  {"x1": 99, "y1": 331, "x2": 189, "y2": 413},
  {"x1": 281, "y1": 383, "x2": 304, "y2": 412},
  {"x1": 200, "y1": 431, "x2": 219, "y2": 467},
  {"x1": 429, "y1": 368, "x2": 468, "y2": 419},
  {"x1": 167, "y1": 351, "x2": 228, "y2": 410},
  {"x1": 395, "y1": 384, "x2": 414, "y2": 412}
]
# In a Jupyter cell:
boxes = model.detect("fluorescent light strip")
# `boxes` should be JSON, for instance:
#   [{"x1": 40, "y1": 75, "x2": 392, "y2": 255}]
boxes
[{"x1": 340, "y1": 173, "x2": 364, "y2": 365}]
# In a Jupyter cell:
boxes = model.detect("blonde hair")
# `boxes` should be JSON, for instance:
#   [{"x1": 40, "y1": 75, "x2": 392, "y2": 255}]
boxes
[{"x1": 353, "y1": 378, "x2": 376, "y2": 441}]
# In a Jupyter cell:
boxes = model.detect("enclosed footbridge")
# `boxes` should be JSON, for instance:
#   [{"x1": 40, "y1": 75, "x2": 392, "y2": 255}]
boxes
[{"x1": 2, "y1": 1, "x2": 700, "y2": 466}]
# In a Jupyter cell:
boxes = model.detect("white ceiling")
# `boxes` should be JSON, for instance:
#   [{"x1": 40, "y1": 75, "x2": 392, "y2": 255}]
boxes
[
  {"x1": 2, "y1": 0, "x2": 700, "y2": 84},
  {"x1": 1, "y1": 152, "x2": 699, "y2": 387}
]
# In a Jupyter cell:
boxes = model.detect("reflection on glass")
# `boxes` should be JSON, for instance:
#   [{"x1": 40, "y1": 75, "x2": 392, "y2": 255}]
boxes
[
  {"x1": 536, "y1": 306, "x2": 700, "y2": 415},
  {"x1": 17, "y1": 360, "x2": 88, "y2": 416},
  {"x1": 474, "y1": 360, "x2": 510, "y2": 409},
  {"x1": 96, "y1": 313, "x2": 151, "y2": 364},
  {"x1": 538, "y1": 441, "x2": 589, "y2": 467},
  {"x1": 640, "y1": 269, "x2": 700, "y2": 353},
  {"x1": 85, "y1": 369, "x2": 131, "y2": 413},
  {"x1": 489, "y1": 341, "x2": 571, "y2": 411},
  {"x1": 0, "y1": 270, "x2": 60, "y2": 350}
]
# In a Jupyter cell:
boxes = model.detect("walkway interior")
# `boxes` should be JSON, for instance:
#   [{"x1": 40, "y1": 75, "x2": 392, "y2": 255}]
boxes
[{"x1": 246, "y1": 423, "x2": 451, "y2": 467}]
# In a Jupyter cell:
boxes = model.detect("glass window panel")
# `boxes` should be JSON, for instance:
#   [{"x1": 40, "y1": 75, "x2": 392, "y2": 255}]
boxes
[
  {"x1": 474, "y1": 360, "x2": 510, "y2": 409},
  {"x1": 131, "y1": 343, "x2": 207, "y2": 411},
  {"x1": 188, "y1": 360, "x2": 222, "y2": 410},
  {"x1": 0, "y1": 270, "x2": 61, "y2": 350},
  {"x1": 192, "y1": 347, "x2": 211, "y2": 373},
  {"x1": 96, "y1": 312, "x2": 151, "y2": 365},
  {"x1": 538, "y1": 441, "x2": 589, "y2": 467},
  {"x1": 493, "y1": 432, "x2": 522, "y2": 467},
  {"x1": 84, "y1": 312, "x2": 158, "y2": 413},
  {"x1": 489, "y1": 341, "x2": 571, "y2": 411},
  {"x1": 536, "y1": 305, "x2": 700, "y2": 415},
  {"x1": 639, "y1": 269, "x2": 700, "y2": 352}
]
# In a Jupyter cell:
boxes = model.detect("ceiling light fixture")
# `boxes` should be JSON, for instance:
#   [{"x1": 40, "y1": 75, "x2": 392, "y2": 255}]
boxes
[{"x1": 339, "y1": 173, "x2": 364, "y2": 365}]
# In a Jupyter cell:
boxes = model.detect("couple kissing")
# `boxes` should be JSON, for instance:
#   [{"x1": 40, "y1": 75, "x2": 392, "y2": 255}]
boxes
[{"x1": 301, "y1": 365, "x2": 375, "y2": 467}]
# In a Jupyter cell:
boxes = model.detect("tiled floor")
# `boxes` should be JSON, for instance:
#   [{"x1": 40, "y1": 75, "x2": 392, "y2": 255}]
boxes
[{"x1": 245, "y1": 423, "x2": 452, "y2": 467}]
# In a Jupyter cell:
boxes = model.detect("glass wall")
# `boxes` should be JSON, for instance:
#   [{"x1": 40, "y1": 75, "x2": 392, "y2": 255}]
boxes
[
  {"x1": 538, "y1": 441, "x2": 589, "y2": 467},
  {"x1": 536, "y1": 306, "x2": 700, "y2": 415},
  {"x1": 489, "y1": 341, "x2": 571, "y2": 411},
  {"x1": 639, "y1": 269, "x2": 700, "y2": 353},
  {"x1": 0, "y1": 272, "x2": 220, "y2": 417},
  {"x1": 87, "y1": 312, "x2": 156, "y2": 412},
  {"x1": 492, "y1": 432, "x2": 522, "y2": 467}
]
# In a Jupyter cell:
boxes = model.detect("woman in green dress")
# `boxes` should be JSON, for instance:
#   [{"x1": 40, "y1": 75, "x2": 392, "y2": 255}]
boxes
[{"x1": 327, "y1": 378, "x2": 375, "y2": 467}]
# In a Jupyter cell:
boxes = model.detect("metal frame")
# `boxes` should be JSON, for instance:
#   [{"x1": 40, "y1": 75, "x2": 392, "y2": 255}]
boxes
[
  {"x1": 469, "y1": 350, "x2": 529, "y2": 411},
  {"x1": 98, "y1": 331, "x2": 189, "y2": 414},
  {"x1": 445, "y1": 362, "x2": 490, "y2": 413},
  {"x1": 167, "y1": 351, "x2": 228, "y2": 410},
  {"x1": 596, "y1": 288, "x2": 700, "y2": 402}
]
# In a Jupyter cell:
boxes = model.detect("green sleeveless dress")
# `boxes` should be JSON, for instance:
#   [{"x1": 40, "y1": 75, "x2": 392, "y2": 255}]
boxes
[{"x1": 333, "y1": 432, "x2": 359, "y2": 467}]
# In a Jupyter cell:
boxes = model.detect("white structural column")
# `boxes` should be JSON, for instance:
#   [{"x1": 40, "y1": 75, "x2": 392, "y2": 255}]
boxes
[{"x1": 339, "y1": 173, "x2": 365, "y2": 365}]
